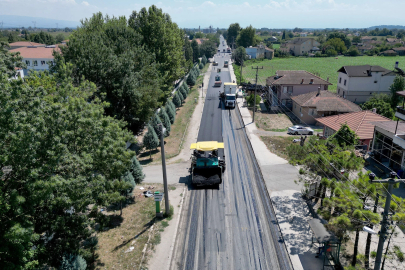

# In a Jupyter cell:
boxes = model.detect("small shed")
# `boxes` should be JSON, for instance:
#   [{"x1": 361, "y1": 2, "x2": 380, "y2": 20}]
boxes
[{"x1": 308, "y1": 218, "x2": 341, "y2": 270}]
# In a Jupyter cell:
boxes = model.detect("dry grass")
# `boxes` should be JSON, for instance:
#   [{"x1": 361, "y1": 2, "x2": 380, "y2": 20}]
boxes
[
  {"x1": 94, "y1": 183, "x2": 170, "y2": 269},
  {"x1": 261, "y1": 136, "x2": 300, "y2": 160},
  {"x1": 249, "y1": 109, "x2": 293, "y2": 132},
  {"x1": 138, "y1": 64, "x2": 209, "y2": 165}
]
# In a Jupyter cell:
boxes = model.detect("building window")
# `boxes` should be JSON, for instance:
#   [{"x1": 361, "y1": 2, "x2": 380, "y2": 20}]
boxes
[
  {"x1": 339, "y1": 77, "x2": 342, "y2": 83},
  {"x1": 33, "y1": 60, "x2": 38, "y2": 66},
  {"x1": 41, "y1": 61, "x2": 46, "y2": 66},
  {"x1": 26, "y1": 60, "x2": 30, "y2": 66},
  {"x1": 344, "y1": 79, "x2": 347, "y2": 86}
]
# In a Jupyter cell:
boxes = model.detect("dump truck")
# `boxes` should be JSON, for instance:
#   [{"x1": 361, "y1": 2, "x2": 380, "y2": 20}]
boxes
[
  {"x1": 224, "y1": 60, "x2": 229, "y2": 68},
  {"x1": 190, "y1": 141, "x2": 225, "y2": 186},
  {"x1": 214, "y1": 75, "x2": 222, "y2": 87},
  {"x1": 220, "y1": 82, "x2": 237, "y2": 108}
]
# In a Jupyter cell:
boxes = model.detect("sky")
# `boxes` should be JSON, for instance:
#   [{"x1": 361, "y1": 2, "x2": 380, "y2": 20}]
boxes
[{"x1": 1, "y1": 0, "x2": 405, "y2": 29}]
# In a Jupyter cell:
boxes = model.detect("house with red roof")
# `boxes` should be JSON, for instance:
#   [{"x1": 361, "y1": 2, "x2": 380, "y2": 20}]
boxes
[
  {"x1": 316, "y1": 110, "x2": 391, "y2": 149},
  {"x1": 9, "y1": 46, "x2": 60, "y2": 75},
  {"x1": 291, "y1": 89, "x2": 361, "y2": 125},
  {"x1": 8, "y1": 41, "x2": 46, "y2": 50}
]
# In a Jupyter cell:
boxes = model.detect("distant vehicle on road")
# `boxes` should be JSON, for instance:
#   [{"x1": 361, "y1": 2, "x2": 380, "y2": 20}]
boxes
[
  {"x1": 224, "y1": 60, "x2": 228, "y2": 68},
  {"x1": 213, "y1": 61, "x2": 218, "y2": 66},
  {"x1": 218, "y1": 49, "x2": 220, "y2": 52},
  {"x1": 214, "y1": 75, "x2": 222, "y2": 87},
  {"x1": 227, "y1": 47, "x2": 231, "y2": 53},
  {"x1": 223, "y1": 49, "x2": 225, "y2": 52},
  {"x1": 288, "y1": 125, "x2": 314, "y2": 135}
]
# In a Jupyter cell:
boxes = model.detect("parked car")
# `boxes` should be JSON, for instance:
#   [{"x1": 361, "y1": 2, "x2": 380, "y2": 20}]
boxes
[{"x1": 288, "y1": 125, "x2": 314, "y2": 135}]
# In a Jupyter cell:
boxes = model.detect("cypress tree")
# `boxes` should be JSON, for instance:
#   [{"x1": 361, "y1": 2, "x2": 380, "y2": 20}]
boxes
[
  {"x1": 178, "y1": 90, "x2": 184, "y2": 104},
  {"x1": 172, "y1": 92, "x2": 182, "y2": 108},
  {"x1": 122, "y1": 170, "x2": 135, "y2": 195},
  {"x1": 151, "y1": 113, "x2": 163, "y2": 138},
  {"x1": 143, "y1": 124, "x2": 159, "y2": 158},
  {"x1": 187, "y1": 73, "x2": 196, "y2": 86},
  {"x1": 168, "y1": 99, "x2": 176, "y2": 113},
  {"x1": 166, "y1": 102, "x2": 176, "y2": 123},
  {"x1": 59, "y1": 254, "x2": 87, "y2": 270},
  {"x1": 183, "y1": 83, "x2": 190, "y2": 94},
  {"x1": 130, "y1": 155, "x2": 145, "y2": 184},
  {"x1": 159, "y1": 107, "x2": 171, "y2": 136},
  {"x1": 199, "y1": 63, "x2": 204, "y2": 69},
  {"x1": 179, "y1": 86, "x2": 187, "y2": 100}
]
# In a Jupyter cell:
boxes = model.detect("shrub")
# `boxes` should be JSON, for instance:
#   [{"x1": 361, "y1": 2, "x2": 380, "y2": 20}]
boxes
[
  {"x1": 130, "y1": 155, "x2": 144, "y2": 184},
  {"x1": 172, "y1": 92, "x2": 182, "y2": 107},
  {"x1": 199, "y1": 63, "x2": 204, "y2": 69},
  {"x1": 165, "y1": 103, "x2": 175, "y2": 124},
  {"x1": 179, "y1": 85, "x2": 187, "y2": 100},
  {"x1": 187, "y1": 73, "x2": 196, "y2": 86},
  {"x1": 159, "y1": 107, "x2": 171, "y2": 136},
  {"x1": 151, "y1": 114, "x2": 163, "y2": 138},
  {"x1": 143, "y1": 124, "x2": 159, "y2": 158},
  {"x1": 59, "y1": 254, "x2": 87, "y2": 270}
]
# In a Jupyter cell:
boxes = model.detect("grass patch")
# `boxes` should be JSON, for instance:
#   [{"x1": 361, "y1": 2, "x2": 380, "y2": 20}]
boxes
[
  {"x1": 169, "y1": 186, "x2": 176, "y2": 191},
  {"x1": 242, "y1": 56, "x2": 405, "y2": 91},
  {"x1": 394, "y1": 245, "x2": 404, "y2": 262},
  {"x1": 95, "y1": 184, "x2": 164, "y2": 269},
  {"x1": 247, "y1": 108, "x2": 293, "y2": 132},
  {"x1": 138, "y1": 63, "x2": 210, "y2": 163},
  {"x1": 260, "y1": 136, "x2": 300, "y2": 160}
]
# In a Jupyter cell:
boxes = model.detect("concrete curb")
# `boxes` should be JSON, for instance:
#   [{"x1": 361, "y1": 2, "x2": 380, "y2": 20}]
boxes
[{"x1": 167, "y1": 186, "x2": 186, "y2": 270}]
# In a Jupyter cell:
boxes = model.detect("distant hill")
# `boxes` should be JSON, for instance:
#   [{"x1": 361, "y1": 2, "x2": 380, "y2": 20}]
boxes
[
  {"x1": 368, "y1": 25, "x2": 405, "y2": 30},
  {"x1": 0, "y1": 15, "x2": 79, "y2": 29}
]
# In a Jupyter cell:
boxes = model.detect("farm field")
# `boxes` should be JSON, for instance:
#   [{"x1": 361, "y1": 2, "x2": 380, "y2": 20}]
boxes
[
  {"x1": 272, "y1": 44, "x2": 280, "y2": 49},
  {"x1": 242, "y1": 55, "x2": 405, "y2": 91}
]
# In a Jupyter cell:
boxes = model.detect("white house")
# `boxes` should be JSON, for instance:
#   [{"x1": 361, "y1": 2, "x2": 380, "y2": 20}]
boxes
[
  {"x1": 9, "y1": 46, "x2": 60, "y2": 75},
  {"x1": 336, "y1": 63, "x2": 401, "y2": 103},
  {"x1": 246, "y1": 45, "x2": 265, "y2": 59}
]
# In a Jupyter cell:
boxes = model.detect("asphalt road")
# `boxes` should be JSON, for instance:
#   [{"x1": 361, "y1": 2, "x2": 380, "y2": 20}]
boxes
[{"x1": 171, "y1": 36, "x2": 292, "y2": 270}]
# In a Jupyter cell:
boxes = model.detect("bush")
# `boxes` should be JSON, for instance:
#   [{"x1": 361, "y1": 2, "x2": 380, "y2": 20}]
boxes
[
  {"x1": 199, "y1": 63, "x2": 204, "y2": 69},
  {"x1": 246, "y1": 94, "x2": 261, "y2": 107},
  {"x1": 143, "y1": 124, "x2": 159, "y2": 157},
  {"x1": 187, "y1": 73, "x2": 196, "y2": 86},
  {"x1": 183, "y1": 83, "x2": 190, "y2": 94},
  {"x1": 59, "y1": 254, "x2": 87, "y2": 270},
  {"x1": 172, "y1": 92, "x2": 182, "y2": 107},
  {"x1": 167, "y1": 99, "x2": 176, "y2": 113},
  {"x1": 179, "y1": 86, "x2": 187, "y2": 100},
  {"x1": 130, "y1": 155, "x2": 144, "y2": 184},
  {"x1": 151, "y1": 114, "x2": 163, "y2": 139}
]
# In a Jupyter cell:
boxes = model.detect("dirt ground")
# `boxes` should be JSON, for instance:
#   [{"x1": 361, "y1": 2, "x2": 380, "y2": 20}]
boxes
[
  {"x1": 248, "y1": 109, "x2": 293, "y2": 132},
  {"x1": 260, "y1": 135, "x2": 300, "y2": 160}
]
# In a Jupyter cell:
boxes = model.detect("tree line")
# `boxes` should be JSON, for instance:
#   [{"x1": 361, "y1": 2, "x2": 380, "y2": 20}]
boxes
[{"x1": 0, "y1": 4, "x2": 194, "y2": 268}]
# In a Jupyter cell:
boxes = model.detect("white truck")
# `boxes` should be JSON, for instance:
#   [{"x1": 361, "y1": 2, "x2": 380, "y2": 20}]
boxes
[{"x1": 221, "y1": 83, "x2": 237, "y2": 108}]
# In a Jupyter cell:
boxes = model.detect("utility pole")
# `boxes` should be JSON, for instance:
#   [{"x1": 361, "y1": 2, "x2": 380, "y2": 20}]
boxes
[
  {"x1": 365, "y1": 193, "x2": 379, "y2": 269},
  {"x1": 251, "y1": 66, "x2": 263, "y2": 123},
  {"x1": 369, "y1": 172, "x2": 401, "y2": 270},
  {"x1": 159, "y1": 124, "x2": 170, "y2": 216}
]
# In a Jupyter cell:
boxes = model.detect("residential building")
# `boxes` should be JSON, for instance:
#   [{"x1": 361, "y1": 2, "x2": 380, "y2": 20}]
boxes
[
  {"x1": 246, "y1": 45, "x2": 265, "y2": 59},
  {"x1": 8, "y1": 41, "x2": 45, "y2": 50},
  {"x1": 266, "y1": 70, "x2": 332, "y2": 109},
  {"x1": 300, "y1": 32, "x2": 308, "y2": 37},
  {"x1": 9, "y1": 46, "x2": 60, "y2": 75},
  {"x1": 291, "y1": 89, "x2": 361, "y2": 125},
  {"x1": 336, "y1": 64, "x2": 400, "y2": 103},
  {"x1": 386, "y1": 38, "x2": 404, "y2": 45},
  {"x1": 370, "y1": 91, "x2": 405, "y2": 172},
  {"x1": 286, "y1": 38, "x2": 320, "y2": 56},
  {"x1": 316, "y1": 110, "x2": 390, "y2": 149},
  {"x1": 379, "y1": 50, "x2": 398, "y2": 56},
  {"x1": 357, "y1": 44, "x2": 374, "y2": 53},
  {"x1": 393, "y1": 47, "x2": 405, "y2": 56},
  {"x1": 264, "y1": 47, "x2": 274, "y2": 59}
]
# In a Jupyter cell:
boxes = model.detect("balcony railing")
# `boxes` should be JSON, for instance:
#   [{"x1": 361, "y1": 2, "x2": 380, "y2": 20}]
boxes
[{"x1": 396, "y1": 106, "x2": 405, "y2": 115}]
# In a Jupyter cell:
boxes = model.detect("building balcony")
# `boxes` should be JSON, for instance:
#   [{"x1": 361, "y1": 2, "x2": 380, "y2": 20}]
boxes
[
  {"x1": 393, "y1": 134, "x2": 405, "y2": 149},
  {"x1": 395, "y1": 106, "x2": 405, "y2": 121}
]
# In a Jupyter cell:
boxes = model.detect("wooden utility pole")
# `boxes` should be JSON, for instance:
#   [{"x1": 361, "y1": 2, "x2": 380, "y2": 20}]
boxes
[{"x1": 251, "y1": 66, "x2": 263, "y2": 122}]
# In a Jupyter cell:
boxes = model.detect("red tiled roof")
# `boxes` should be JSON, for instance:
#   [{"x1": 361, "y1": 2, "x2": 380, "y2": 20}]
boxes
[
  {"x1": 9, "y1": 46, "x2": 60, "y2": 59},
  {"x1": 291, "y1": 90, "x2": 361, "y2": 112},
  {"x1": 316, "y1": 111, "x2": 390, "y2": 140},
  {"x1": 266, "y1": 70, "x2": 332, "y2": 86},
  {"x1": 9, "y1": 41, "x2": 45, "y2": 47}
]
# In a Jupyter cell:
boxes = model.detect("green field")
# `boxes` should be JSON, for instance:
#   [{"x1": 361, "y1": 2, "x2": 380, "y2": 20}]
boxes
[
  {"x1": 272, "y1": 44, "x2": 280, "y2": 49},
  {"x1": 242, "y1": 56, "x2": 405, "y2": 91}
]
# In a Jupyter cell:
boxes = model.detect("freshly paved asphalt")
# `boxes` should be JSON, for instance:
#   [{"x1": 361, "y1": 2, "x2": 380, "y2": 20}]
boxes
[{"x1": 172, "y1": 36, "x2": 292, "y2": 270}]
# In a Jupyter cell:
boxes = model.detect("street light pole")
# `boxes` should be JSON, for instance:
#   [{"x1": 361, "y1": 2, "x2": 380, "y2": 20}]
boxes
[
  {"x1": 159, "y1": 124, "x2": 170, "y2": 216},
  {"x1": 369, "y1": 172, "x2": 401, "y2": 270}
]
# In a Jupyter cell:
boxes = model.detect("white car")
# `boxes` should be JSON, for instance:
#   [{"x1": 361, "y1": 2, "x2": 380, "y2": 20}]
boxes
[{"x1": 288, "y1": 125, "x2": 314, "y2": 135}]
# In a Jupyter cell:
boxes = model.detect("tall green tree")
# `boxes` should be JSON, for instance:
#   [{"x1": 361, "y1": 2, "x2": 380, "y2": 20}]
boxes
[
  {"x1": 227, "y1": 23, "x2": 241, "y2": 44},
  {"x1": 187, "y1": 72, "x2": 196, "y2": 86},
  {"x1": 143, "y1": 124, "x2": 159, "y2": 158},
  {"x1": 129, "y1": 5, "x2": 185, "y2": 93},
  {"x1": 0, "y1": 69, "x2": 134, "y2": 268},
  {"x1": 282, "y1": 30, "x2": 286, "y2": 40},
  {"x1": 232, "y1": 46, "x2": 247, "y2": 65},
  {"x1": 324, "y1": 38, "x2": 347, "y2": 53},
  {"x1": 130, "y1": 155, "x2": 144, "y2": 184},
  {"x1": 159, "y1": 107, "x2": 171, "y2": 136},
  {"x1": 236, "y1": 25, "x2": 257, "y2": 48},
  {"x1": 327, "y1": 32, "x2": 351, "y2": 48},
  {"x1": 184, "y1": 36, "x2": 193, "y2": 70},
  {"x1": 191, "y1": 39, "x2": 200, "y2": 63},
  {"x1": 58, "y1": 13, "x2": 162, "y2": 132},
  {"x1": 8, "y1": 32, "x2": 16, "y2": 43},
  {"x1": 199, "y1": 40, "x2": 217, "y2": 58},
  {"x1": 361, "y1": 94, "x2": 394, "y2": 119},
  {"x1": 179, "y1": 84, "x2": 188, "y2": 100},
  {"x1": 55, "y1": 33, "x2": 65, "y2": 44},
  {"x1": 59, "y1": 254, "x2": 87, "y2": 270},
  {"x1": 389, "y1": 75, "x2": 405, "y2": 109},
  {"x1": 151, "y1": 113, "x2": 163, "y2": 139},
  {"x1": 0, "y1": 41, "x2": 26, "y2": 80},
  {"x1": 330, "y1": 123, "x2": 358, "y2": 147}
]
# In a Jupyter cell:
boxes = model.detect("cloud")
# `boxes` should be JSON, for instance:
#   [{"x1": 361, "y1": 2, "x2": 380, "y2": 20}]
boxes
[{"x1": 81, "y1": 1, "x2": 89, "y2": 6}]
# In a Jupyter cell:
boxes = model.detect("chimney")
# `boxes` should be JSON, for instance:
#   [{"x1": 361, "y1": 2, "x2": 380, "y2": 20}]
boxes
[
  {"x1": 317, "y1": 87, "x2": 321, "y2": 95},
  {"x1": 372, "y1": 108, "x2": 377, "y2": 113},
  {"x1": 301, "y1": 78, "x2": 304, "y2": 84},
  {"x1": 395, "y1": 61, "x2": 399, "y2": 69},
  {"x1": 310, "y1": 78, "x2": 314, "y2": 84}
]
